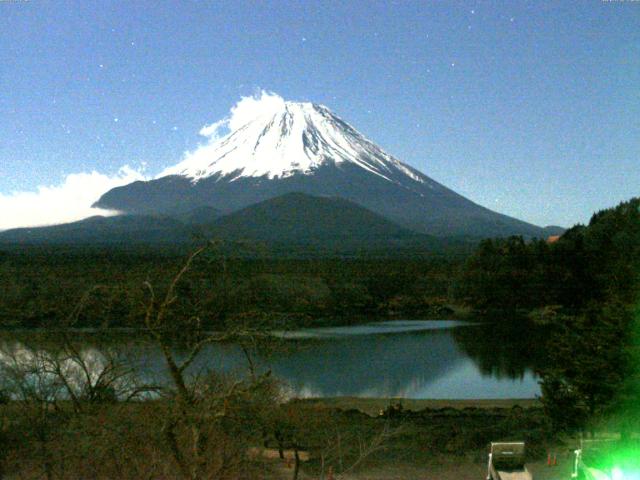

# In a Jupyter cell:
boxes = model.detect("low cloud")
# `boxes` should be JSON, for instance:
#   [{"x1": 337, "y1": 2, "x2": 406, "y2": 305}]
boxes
[{"x1": 0, "y1": 166, "x2": 147, "y2": 231}]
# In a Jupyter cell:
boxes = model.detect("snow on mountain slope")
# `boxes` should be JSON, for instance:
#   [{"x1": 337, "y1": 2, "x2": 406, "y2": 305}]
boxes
[
  {"x1": 94, "y1": 92, "x2": 547, "y2": 238},
  {"x1": 160, "y1": 98, "x2": 433, "y2": 189}
]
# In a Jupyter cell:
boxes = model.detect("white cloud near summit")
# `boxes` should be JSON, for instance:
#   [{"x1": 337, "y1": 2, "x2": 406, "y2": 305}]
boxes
[
  {"x1": 197, "y1": 91, "x2": 286, "y2": 141},
  {"x1": 0, "y1": 166, "x2": 147, "y2": 231},
  {"x1": 198, "y1": 119, "x2": 228, "y2": 140},
  {"x1": 159, "y1": 90, "x2": 287, "y2": 178},
  {"x1": 227, "y1": 90, "x2": 286, "y2": 131}
]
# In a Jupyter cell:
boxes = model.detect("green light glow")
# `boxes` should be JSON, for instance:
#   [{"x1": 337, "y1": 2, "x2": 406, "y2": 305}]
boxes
[
  {"x1": 580, "y1": 442, "x2": 640, "y2": 480},
  {"x1": 612, "y1": 467, "x2": 624, "y2": 480}
]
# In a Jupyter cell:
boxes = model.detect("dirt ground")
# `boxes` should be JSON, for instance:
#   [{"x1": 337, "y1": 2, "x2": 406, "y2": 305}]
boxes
[
  {"x1": 271, "y1": 397, "x2": 566, "y2": 479},
  {"x1": 334, "y1": 460, "x2": 573, "y2": 480},
  {"x1": 273, "y1": 455, "x2": 574, "y2": 480}
]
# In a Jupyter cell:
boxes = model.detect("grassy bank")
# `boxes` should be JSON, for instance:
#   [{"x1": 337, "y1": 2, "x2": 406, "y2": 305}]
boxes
[
  {"x1": 282, "y1": 395, "x2": 551, "y2": 477},
  {"x1": 0, "y1": 395, "x2": 551, "y2": 479}
]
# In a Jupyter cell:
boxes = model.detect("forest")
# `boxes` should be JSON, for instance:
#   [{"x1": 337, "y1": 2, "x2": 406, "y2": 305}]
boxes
[{"x1": 0, "y1": 247, "x2": 464, "y2": 330}]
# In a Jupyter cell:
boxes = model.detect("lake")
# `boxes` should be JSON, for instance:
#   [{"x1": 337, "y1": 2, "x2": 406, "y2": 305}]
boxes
[{"x1": 0, "y1": 320, "x2": 541, "y2": 399}]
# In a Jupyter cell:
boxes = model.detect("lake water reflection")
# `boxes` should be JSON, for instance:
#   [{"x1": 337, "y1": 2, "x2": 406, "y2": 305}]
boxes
[
  {"x1": 267, "y1": 321, "x2": 540, "y2": 398},
  {"x1": 0, "y1": 321, "x2": 541, "y2": 399}
]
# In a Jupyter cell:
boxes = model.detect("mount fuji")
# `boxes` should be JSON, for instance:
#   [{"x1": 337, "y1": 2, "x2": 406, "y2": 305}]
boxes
[{"x1": 93, "y1": 98, "x2": 548, "y2": 238}]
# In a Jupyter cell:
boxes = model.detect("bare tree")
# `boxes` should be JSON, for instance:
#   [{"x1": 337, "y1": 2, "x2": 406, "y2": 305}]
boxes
[
  {"x1": 0, "y1": 288, "x2": 150, "y2": 479},
  {"x1": 142, "y1": 242, "x2": 280, "y2": 480},
  {"x1": 0, "y1": 344, "x2": 65, "y2": 480}
]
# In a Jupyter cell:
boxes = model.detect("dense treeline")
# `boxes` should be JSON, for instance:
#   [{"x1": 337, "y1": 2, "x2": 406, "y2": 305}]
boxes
[
  {"x1": 455, "y1": 198, "x2": 640, "y2": 315},
  {"x1": 457, "y1": 198, "x2": 640, "y2": 436},
  {"x1": 0, "y1": 247, "x2": 463, "y2": 329}
]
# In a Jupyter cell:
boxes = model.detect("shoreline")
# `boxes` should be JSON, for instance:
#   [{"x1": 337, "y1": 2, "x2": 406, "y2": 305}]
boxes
[{"x1": 0, "y1": 316, "x2": 474, "y2": 333}]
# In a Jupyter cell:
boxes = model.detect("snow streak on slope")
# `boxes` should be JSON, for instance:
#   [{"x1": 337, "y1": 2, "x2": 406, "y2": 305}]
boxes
[{"x1": 160, "y1": 92, "x2": 429, "y2": 186}]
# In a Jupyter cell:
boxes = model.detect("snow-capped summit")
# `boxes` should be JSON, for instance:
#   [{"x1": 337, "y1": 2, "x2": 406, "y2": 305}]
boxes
[
  {"x1": 160, "y1": 100, "x2": 428, "y2": 187},
  {"x1": 94, "y1": 92, "x2": 547, "y2": 238}
]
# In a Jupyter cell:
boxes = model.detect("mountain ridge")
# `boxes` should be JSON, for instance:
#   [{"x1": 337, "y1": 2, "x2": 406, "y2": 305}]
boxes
[
  {"x1": 206, "y1": 192, "x2": 423, "y2": 243},
  {"x1": 0, "y1": 192, "x2": 456, "y2": 254},
  {"x1": 94, "y1": 99, "x2": 548, "y2": 238}
]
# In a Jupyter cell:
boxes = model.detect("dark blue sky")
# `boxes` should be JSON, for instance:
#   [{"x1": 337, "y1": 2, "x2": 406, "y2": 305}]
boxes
[{"x1": 1, "y1": 0, "x2": 638, "y2": 228}]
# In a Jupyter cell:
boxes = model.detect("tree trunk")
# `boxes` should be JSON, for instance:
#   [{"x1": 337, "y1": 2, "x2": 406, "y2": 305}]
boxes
[
  {"x1": 293, "y1": 447, "x2": 300, "y2": 480},
  {"x1": 275, "y1": 431, "x2": 285, "y2": 459},
  {"x1": 588, "y1": 395, "x2": 596, "y2": 438},
  {"x1": 163, "y1": 419, "x2": 191, "y2": 480}
]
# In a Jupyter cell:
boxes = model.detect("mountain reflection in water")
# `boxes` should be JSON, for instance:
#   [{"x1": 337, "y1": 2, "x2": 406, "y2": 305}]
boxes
[{"x1": 0, "y1": 321, "x2": 541, "y2": 399}]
